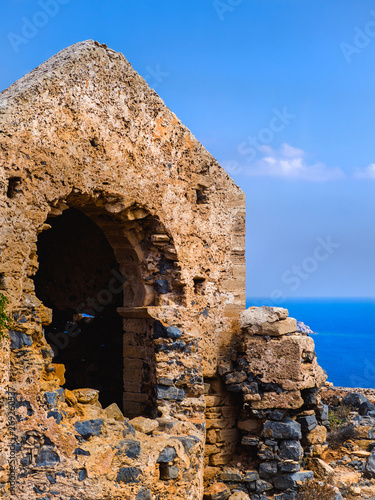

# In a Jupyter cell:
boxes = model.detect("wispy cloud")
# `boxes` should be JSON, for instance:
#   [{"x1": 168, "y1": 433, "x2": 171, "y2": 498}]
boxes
[
  {"x1": 224, "y1": 143, "x2": 345, "y2": 182},
  {"x1": 354, "y1": 163, "x2": 375, "y2": 179}
]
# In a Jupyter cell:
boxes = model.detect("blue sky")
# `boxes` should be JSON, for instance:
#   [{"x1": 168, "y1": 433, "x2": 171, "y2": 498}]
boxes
[{"x1": 1, "y1": 0, "x2": 375, "y2": 299}]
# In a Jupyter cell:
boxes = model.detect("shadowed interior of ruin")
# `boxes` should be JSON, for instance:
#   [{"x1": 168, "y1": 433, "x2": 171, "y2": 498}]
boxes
[{"x1": 33, "y1": 208, "x2": 124, "y2": 410}]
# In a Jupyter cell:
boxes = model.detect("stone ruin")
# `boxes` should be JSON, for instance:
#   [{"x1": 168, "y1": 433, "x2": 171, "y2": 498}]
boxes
[{"x1": 0, "y1": 40, "x2": 328, "y2": 499}]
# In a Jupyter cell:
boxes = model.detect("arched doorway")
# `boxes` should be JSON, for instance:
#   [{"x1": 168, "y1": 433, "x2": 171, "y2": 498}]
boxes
[{"x1": 33, "y1": 207, "x2": 125, "y2": 410}]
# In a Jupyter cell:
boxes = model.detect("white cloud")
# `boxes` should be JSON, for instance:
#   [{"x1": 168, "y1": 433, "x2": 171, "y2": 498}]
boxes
[
  {"x1": 354, "y1": 164, "x2": 375, "y2": 179},
  {"x1": 242, "y1": 143, "x2": 345, "y2": 181}
]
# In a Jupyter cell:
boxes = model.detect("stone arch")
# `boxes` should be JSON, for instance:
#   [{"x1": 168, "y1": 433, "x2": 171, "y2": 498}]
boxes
[{"x1": 32, "y1": 192, "x2": 182, "y2": 418}]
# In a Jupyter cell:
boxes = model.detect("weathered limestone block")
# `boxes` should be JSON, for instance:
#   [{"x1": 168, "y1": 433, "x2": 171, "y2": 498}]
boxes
[
  {"x1": 72, "y1": 388, "x2": 99, "y2": 404},
  {"x1": 104, "y1": 403, "x2": 125, "y2": 421},
  {"x1": 228, "y1": 492, "x2": 250, "y2": 500},
  {"x1": 239, "y1": 306, "x2": 288, "y2": 328},
  {"x1": 244, "y1": 334, "x2": 326, "y2": 392},
  {"x1": 52, "y1": 363, "x2": 66, "y2": 385},
  {"x1": 204, "y1": 482, "x2": 231, "y2": 500},
  {"x1": 237, "y1": 419, "x2": 262, "y2": 433},
  {"x1": 305, "y1": 425, "x2": 327, "y2": 445},
  {"x1": 307, "y1": 457, "x2": 334, "y2": 480},
  {"x1": 130, "y1": 416, "x2": 159, "y2": 434},
  {"x1": 251, "y1": 390, "x2": 304, "y2": 410},
  {"x1": 261, "y1": 317, "x2": 297, "y2": 336}
]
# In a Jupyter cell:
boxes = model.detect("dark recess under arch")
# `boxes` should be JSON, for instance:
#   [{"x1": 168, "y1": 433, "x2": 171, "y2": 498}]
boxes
[{"x1": 33, "y1": 207, "x2": 124, "y2": 410}]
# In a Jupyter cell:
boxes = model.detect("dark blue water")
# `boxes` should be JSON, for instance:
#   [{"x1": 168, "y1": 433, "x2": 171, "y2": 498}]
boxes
[{"x1": 246, "y1": 298, "x2": 375, "y2": 388}]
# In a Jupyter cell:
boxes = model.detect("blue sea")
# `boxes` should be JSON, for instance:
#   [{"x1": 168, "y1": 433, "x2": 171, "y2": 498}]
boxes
[{"x1": 246, "y1": 298, "x2": 375, "y2": 389}]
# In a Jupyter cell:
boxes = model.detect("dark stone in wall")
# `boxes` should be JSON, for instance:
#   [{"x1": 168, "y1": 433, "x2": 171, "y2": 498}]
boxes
[
  {"x1": 154, "y1": 322, "x2": 183, "y2": 340},
  {"x1": 157, "y1": 385, "x2": 185, "y2": 401},
  {"x1": 316, "y1": 403, "x2": 329, "y2": 421},
  {"x1": 74, "y1": 419, "x2": 104, "y2": 439},
  {"x1": 116, "y1": 439, "x2": 141, "y2": 459},
  {"x1": 165, "y1": 326, "x2": 183, "y2": 339},
  {"x1": 46, "y1": 474, "x2": 56, "y2": 484},
  {"x1": 255, "y1": 479, "x2": 273, "y2": 493},
  {"x1": 73, "y1": 448, "x2": 90, "y2": 457},
  {"x1": 47, "y1": 410, "x2": 63, "y2": 424},
  {"x1": 122, "y1": 421, "x2": 136, "y2": 436},
  {"x1": 116, "y1": 467, "x2": 141, "y2": 483},
  {"x1": 160, "y1": 340, "x2": 185, "y2": 352},
  {"x1": 258, "y1": 443, "x2": 274, "y2": 461},
  {"x1": 157, "y1": 446, "x2": 177, "y2": 463},
  {"x1": 225, "y1": 371, "x2": 247, "y2": 385},
  {"x1": 301, "y1": 388, "x2": 318, "y2": 406},
  {"x1": 15, "y1": 398, "x2": 33, "y2": 418},
  {"x1": 160, "y1": 464, "x2": 179, "y2": 480},
  {"x1": 263, "y1": 419, "x2": 302, "y2": 440},
  {"x1": 259, "y1": 460, "x2": 277, "y2": 479},
  {"x1": 44, "y1": 389, "x2": 65, "y2": 408},
  {"x1": 279, "y1": 462, "x2": 300, "y2": 473},
  {"x1": 268, "y1": 410, "x2": 285, "y2": 421},
  {"x1": 136, "y1": 489, "x2": 152, "y2": 500},
  {"x1": 243, "y1": 471, "x2": 259, "y2": 482},
  {"x1": 9, "y1": 331, "x2": 32, "y2": 349},
  {"x1": 273, "y1": 471, "x2": 314, "y2": 490},
  {"x1": 297, "y1": 414, "x2": 317, "y2": 433},
  {"x1": 279, "y1": 440, "x2": 303, "y2": 462},
  {"x1": 78, "y1": 469, "x2": 87, "y2": 481},
  {"x1": 155, "y1": 279, "x2": 169, "y2": 294},
  {"x1": 20, "y1": 456, "x2": 31, "y2": 466},
  {"x1": 35, "y1": 447, "x2": 60, "y2": 467},
  {"x1": 176, "y1": 435, "x2": 200, "y2": 451},
  {"x1": 359, "y1": 401, "x2": 375, "y2": 416}
]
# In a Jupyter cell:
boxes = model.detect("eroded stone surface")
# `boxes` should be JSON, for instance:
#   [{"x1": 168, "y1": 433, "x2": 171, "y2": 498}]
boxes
[
  {"x1": 239, "y1": 306, "x2": 288, "y2": 328},
  {"x1": 0, "y1": 39, "x2": 245, "y2": 500}
]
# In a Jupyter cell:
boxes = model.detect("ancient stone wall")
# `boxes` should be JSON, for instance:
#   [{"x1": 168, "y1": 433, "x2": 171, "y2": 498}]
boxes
[
  {"x1": 0, "y1": 40, "x2": 246, "y2": 499},
  {"x1": 0, "y1": 41, "x2": 329, "y2": 500}
]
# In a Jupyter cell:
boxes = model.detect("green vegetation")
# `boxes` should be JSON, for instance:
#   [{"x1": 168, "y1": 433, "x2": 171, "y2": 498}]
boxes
[
  {"x1": 0, "y1": 293, "x2": 12, "y2": 340},
  {"x1": 328, "y1": 403, "x2": 350, "y2": 428}
]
